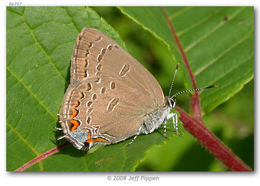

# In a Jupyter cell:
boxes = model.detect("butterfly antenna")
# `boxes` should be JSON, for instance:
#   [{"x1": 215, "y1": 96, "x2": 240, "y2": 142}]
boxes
[
  {"x1": 168, "y1": 63, "x2": 179, "y2": 97},
  {"x1": 171, "y1": 85, "x2": 218, "y2": 98}
]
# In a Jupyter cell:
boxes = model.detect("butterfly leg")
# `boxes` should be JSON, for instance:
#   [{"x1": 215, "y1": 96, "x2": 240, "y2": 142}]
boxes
[
  {"x1": 128, "y1": 126, "x2": 142, "y2": 146},
  {"x1": 57, "y1": 135, "x2": 66, "y2": 140},
  {"x1": 173, "y1": 113, "x2": 180, "y2": 136},
  {"x1": 163, "y1": 120, "x2": 168, "y2": 138},
  {"x1": 167, "y1": 113, "x2": 180, "y2": 136}
]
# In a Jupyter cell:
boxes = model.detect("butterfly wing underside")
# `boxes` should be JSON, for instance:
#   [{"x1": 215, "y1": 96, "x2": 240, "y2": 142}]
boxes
[{"x1": 60, "y1": 27, "x2": 165, "y2": 144}]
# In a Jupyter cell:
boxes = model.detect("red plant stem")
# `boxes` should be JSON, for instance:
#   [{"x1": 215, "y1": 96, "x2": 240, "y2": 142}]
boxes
[
  {"x1": 161, "y1": 7, "x2": 201, "y2": 119},
  {"x1": 15, "y1": 142, "x2": 70, "y2": 172},
  {"x1": 176, "y1": 106, "x2": 252, "y2": 171}
]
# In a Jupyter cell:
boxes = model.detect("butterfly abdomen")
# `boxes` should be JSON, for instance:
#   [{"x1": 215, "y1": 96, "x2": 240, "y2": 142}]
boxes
[{"x1": 142, "y1": 105, "x2": 170, "y2": 134}]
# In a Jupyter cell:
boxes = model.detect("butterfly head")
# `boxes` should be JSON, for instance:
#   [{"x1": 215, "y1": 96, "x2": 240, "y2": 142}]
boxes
[{"x1": 167, "y1": 96, "x2": 176, "y2": 109}]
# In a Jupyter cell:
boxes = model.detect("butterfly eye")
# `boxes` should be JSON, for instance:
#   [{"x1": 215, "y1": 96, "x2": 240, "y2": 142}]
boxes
[
  {"x1": 172, "y1": 99, "x2": 176, "y2": 108},
  {"x1": 168, "y1": 97, "x2": 176, "y2": 109}
]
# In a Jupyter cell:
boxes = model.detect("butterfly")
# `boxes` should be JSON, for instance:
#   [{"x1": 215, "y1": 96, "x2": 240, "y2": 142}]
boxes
[{"x1": 57, "y1": 27, "x2": 216, "y2": 151}]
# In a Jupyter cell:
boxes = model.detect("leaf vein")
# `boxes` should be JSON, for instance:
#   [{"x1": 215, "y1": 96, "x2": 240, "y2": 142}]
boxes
[
  {"x1": 185, "y1": 7, "x2": 246, "y2": 52},
  {"x1": 169, "y1": 7, "x2": 192, "y2": 20},
  {"x1": 201, "y1": 62, "x2": 253, "y2": 105},
  {"x1": 201, "y1": 55, "x2": 253, "y2": 93},
  {"x1": 177, "y1": 8, "x2": 222, "y2": 37},
  {"x1": 7, "y1": 67, "x2": 57, "y2": 120},
  {"x1": 7, "y1": 122, "x2": 39, "y2": 156},
  {"x1": 7, "y1": 43, "x2": 35, "y2": 66},
  {"x1": 195, "y1": 32, "x2": 253, "y2": 76},
  {"x1": 61, "y1": 7, "x2": 81, "y2": 32},
  {"x1": 21, "y1": 7, "x2": 66, "y2": 83}
]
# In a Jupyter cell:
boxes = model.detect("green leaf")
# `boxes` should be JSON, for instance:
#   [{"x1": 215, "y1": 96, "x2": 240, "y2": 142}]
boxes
[
  {"x1": 119, "y1": 7, "x2": 254, "y2": 113},
  {"x1": 7, "y1": 6, "x2": 182, "y2": 171}
]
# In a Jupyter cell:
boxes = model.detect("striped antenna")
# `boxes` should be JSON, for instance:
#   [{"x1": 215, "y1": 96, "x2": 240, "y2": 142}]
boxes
[
  {"x1": 168, "y1": 63, "x2": 179, "y2": 97},
  {"x1": 171, "y1": 85, "x2": 218, "y2": 98}
]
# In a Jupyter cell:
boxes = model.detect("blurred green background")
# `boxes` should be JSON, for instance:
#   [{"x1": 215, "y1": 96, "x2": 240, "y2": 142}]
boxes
[{"x1": 93, "y1": 7, "x2": 254, "y2": 171}]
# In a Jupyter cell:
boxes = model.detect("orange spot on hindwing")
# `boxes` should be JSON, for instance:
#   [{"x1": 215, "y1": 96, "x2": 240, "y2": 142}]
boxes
[
  {"x1": 71, "y1": 109, "x2": 78, "y2": 118},
  {"x1": 86, "y1": 137, "x2": 109, "y2": 144},
  {"x1": 70, "y1": 120, "x2": 80, "y2": 131}
]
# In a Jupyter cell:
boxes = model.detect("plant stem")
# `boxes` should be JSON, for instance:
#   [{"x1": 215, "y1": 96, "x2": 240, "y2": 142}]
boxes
[
  {"x1": 176, "y1": 106, "x2": 252, "y2": 171},
  {"x1": 161, "y1": 7, "x2": 202, "y2": 119},
  {"x1": 15, "y1": 142, "x2": 70, "y2": 172}
]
